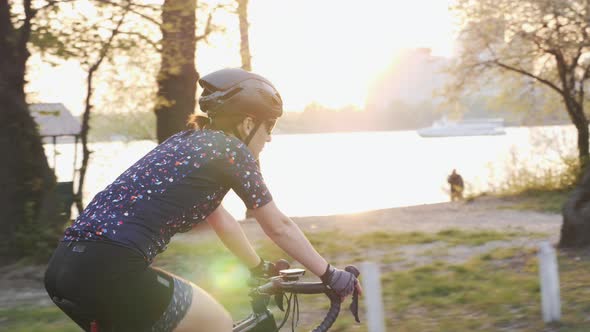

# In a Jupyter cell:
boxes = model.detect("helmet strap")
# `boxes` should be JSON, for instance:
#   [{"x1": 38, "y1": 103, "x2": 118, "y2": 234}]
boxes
[{"x1": 243, "y1": 119, "x2": 263, "y2": 146}]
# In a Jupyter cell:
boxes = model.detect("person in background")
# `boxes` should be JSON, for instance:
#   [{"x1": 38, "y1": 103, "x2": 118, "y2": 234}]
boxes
[{"x1": 447, "y1": 169, "x2": 464, "y2": 201}]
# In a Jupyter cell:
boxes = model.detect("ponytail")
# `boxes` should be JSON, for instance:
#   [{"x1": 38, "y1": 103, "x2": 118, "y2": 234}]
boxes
[{"x1": 187, "y1": 114, "x2": 211, "y2": 130}]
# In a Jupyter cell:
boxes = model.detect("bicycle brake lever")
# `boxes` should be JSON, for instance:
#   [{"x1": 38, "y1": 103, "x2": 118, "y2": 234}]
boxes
[
  {"x1": 350, "y1": 288, "x2": 360, "y2": 323},
  {"x1": 345, "y1": 266, "x2": 361, "y2": 323},
  {"x1": 274, "y1": 293, "x2": 285, "y2": 311}
]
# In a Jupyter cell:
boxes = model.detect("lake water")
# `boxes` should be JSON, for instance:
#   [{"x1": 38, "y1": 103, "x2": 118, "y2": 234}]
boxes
[{"x1": 46, "y1": 125, "x2": 578, "y2": 218}]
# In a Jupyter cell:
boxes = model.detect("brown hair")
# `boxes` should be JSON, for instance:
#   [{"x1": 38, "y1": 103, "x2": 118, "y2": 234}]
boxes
[
  {"x1": 187, "y1": 114, "x2": 211, "y2": 130},
  {"x1": 187, "y1": 113, "x2": 247, "y2": 137}
]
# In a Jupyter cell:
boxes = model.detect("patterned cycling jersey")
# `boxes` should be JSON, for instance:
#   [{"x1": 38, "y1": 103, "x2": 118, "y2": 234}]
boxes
[{"x1": 63, "y1": 129, "x2": 273, "y2": 262}]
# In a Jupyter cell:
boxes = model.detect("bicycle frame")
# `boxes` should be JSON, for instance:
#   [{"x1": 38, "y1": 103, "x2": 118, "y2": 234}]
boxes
[
  {"x1": 233, "y1": 292, "x2": 278, "y2": 332},
  {"x1": 233, "y1": 310, "x2": 278, "y2": 332}
]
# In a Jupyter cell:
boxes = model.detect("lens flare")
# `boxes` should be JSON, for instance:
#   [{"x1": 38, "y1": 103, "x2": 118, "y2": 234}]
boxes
[{"x1": 207, "y1": 257, "x2": 250, "y2": 292}]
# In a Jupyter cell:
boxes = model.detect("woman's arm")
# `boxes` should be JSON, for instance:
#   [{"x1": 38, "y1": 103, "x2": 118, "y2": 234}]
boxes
[
  {"x1": 250, "y1": 201, "x2": 328, "y2": 277},
  {"x1": 206, "y1": 205, "x2": 261, "y2": 269}
]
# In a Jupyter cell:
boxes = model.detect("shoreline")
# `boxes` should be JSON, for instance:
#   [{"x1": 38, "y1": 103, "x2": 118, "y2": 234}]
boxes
[{"x1": 185, "y1": 195, "x2": 562, "y2": 244}]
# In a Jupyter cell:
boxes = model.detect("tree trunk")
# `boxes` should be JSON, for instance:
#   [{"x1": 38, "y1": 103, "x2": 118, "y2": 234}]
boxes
[
  {"x1": 560, "y1": 163, "x2": 590, "y2": 248},
  {"x1": 237, "y1": 0, "x2": 252, "y2": 71},
  {"x1": 155, "y1": 0, "x2": 198, "y2": 143},
  {"x1": 559, "y1": 94, "x2": 590, "y2": 248},
  {"x1": 0, "y1": 0, "x2": 64, "y2": 263},
  {"x1": 0, "y1": 63, "x2": 63, "y2": 262},
  {"x1": 564, "y1": 97, "x2": 590, "y2": 167}
]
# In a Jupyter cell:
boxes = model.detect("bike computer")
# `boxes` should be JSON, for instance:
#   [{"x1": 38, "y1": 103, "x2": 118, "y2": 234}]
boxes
[{"x1": 279, "y1": 268, "x2": 305, "y2": 281}]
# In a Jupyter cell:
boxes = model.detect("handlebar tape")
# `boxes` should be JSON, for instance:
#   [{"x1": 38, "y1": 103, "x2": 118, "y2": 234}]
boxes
[
  {"x1": 311, "y1": 292, "x2": 341, "y2": 332},
  {"x1": 311, "y1": 265, "x2": 360, "y2": 331}
]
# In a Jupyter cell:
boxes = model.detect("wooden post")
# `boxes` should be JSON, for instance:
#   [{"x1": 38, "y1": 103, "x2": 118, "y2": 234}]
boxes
[
  {"x1": 52, "y1": 135, "x2": 57, "y2": 170},
  {"x1": 538, "y1": 242, "x2": 561, "y2": 323},
  {"x1": 360, "y1": 262, "x2": 386, "y2": 332},
  {"x1": 73, "y1": 135, "x2": 79, "y2": 184}
]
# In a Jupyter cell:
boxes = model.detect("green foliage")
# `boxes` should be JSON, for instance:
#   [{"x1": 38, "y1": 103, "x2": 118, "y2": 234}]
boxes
[
  {"x1": 29, "y1": 1, "x2": 156, "y2": 64},
  {"x1": 339, "y1": 229, "x2": 528, "y2": 248},
  {"x1": 489, "y1": 156, "x2": 579, "y2": 195},
  {"x1": 89, "y1": 110, "x2": 156, "y2": 142},
  {"x1": 475, "y1": 126, "x2": 581, "y2": 212},
  {"x1": 0, "y1": 306, "x2": 79, "y2": 332},
  {"x1": 14, "y1": 199, "x2": 65, "y2": 263},
  {"x1": 478, "y1": 140, "x2": 579, "y2": 213},
  {"x1": 496, "y1": 190, "x2": 570, "y2": 214},
  {"x1": 376, "y1": 247, "x2": 590, "y2": 331}
]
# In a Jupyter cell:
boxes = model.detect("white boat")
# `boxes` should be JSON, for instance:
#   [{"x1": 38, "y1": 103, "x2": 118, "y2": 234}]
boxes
[{"x1": 417, "y1": 117, "x2": 506, "y2": 137}]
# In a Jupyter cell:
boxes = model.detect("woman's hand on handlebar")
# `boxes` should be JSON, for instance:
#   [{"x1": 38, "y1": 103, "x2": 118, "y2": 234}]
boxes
[
  {"x1": 249, "y1": 258, "x2": 290, "y2": 278},
  {"x1": 320, "y1": 264, "x2": 363, "y2": 301},
  {"x1": 249, "y1": 259, "x2": 275, "y2": 278}
]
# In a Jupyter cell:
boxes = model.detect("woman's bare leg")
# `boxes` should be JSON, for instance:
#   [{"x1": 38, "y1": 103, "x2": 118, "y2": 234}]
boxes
[{"x1": 173, "y1": 284, "x2": 232, "y2": 332}]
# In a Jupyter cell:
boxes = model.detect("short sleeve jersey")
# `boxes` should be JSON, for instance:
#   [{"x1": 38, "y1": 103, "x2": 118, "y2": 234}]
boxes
[{"x1": 63, "y1": 130, "x2": 273, "y2": 262}]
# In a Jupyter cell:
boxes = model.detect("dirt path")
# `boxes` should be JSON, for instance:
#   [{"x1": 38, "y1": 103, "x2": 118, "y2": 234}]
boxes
[
  {"x1": 232, "y1": 196, "x2": 561, "y2": 241},
  {"x1": 0, "y1": 197, "x2": 562, "y2": 309}
]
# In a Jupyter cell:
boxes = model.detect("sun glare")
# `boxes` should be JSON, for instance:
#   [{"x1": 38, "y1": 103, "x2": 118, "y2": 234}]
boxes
[
  {"x1": 197, "y1": 0, "x2": 456, "y2": 112},
  {"x1": 28, "y1": 0, "x2": 456, "y2": 115}
]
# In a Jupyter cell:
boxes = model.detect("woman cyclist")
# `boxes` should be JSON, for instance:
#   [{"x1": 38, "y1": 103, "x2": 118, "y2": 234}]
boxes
[{"x1": 44, "y1": 68, "x2": 362, "y2": 332}]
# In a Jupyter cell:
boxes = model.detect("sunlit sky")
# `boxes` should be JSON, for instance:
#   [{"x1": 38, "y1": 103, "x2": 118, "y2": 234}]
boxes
[{"x1": 28, "y1": 0, "x2": 457, "y2": 115}]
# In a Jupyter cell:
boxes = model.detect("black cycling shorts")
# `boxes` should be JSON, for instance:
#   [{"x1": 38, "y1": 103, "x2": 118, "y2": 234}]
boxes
[{"x1": 44, "y1": 241, "x2": 193, "y2": 332}]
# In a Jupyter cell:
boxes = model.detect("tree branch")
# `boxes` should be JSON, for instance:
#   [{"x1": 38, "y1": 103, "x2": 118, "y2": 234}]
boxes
[
  {"x1": 527, "y1": 28, "x2": 556, "y2": 55},
  {"x1": 569, "y1": 17, "x2": 589, "y2": 74},
  {"x1": 195, "y1": 3, "x2": 233, "y2": 43},
  {"x1": 118, "y1": 30, "x2": 161, "y2": 52},
  {"x1": 97, "y1": 0, "x2": 160, "y2": 26},
  {"x1": 491, "y1": 59, "x2": 564, "y2": 96},
  {"x1": 196, "y1": 10, "x2": 214, "y2": 42},
  {"x1": 76, "y1": 1, "x2": 130, "y2": 212},
  {"x1": 98, "y1": 0, "x2": 159, "y2": 11},
  {"x1": 89, "y1": 2, "x2": 130, "y2": 72},
  {"x1": 17, "y1": 0, "x2": 34, "y2": 58},
  {"x1": 35, "y1": 0, "x2": 78, "y2": 13},
  {"x1": 578, "y1": 64, "x2": 590, "y2": 104}
]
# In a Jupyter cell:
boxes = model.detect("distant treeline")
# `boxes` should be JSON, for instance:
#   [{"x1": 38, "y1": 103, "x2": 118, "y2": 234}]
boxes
[
  {"x1": 87, "y1": 99, "x2": 572, "y2": 141},
  {"x1": 275, "y1": 101, "x2": 440, "y2": 134}
]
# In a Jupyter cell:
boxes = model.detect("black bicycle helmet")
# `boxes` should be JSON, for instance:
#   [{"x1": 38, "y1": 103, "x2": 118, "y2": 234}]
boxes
[{"x1": 198, "y1": 68, "x2": 283, "y2": 120}]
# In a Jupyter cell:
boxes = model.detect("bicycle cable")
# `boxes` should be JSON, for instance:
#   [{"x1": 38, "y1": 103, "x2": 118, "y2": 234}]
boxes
[
  {"x1": 274, "y1": 292, "x2": 301, "y2": 332},
  {"x1": 291, "y1": 293, "x2": 299, "y2": 331}
]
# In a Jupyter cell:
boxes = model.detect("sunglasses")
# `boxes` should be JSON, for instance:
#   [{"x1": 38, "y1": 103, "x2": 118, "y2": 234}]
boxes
[{"x1": 264, "y1": 119, "x2": 277, "y2": 135}]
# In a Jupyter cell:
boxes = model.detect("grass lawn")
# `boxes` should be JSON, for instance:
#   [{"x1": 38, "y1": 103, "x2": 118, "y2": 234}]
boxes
[
  {"x1": 1, "y1": 229, "x2": 588, "y2": 331},
  {"x1": 492, "y1": 189, "x2": 570, "y2": 214}
]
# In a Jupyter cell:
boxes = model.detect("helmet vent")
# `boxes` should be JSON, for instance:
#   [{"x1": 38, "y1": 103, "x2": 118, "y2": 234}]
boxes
[
  {"x1": 220, "y1": 87, "x2": 243, "y2": 100},
  {"x1": 272, "y1": 94, "x2": 282, "y2": 107}
]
